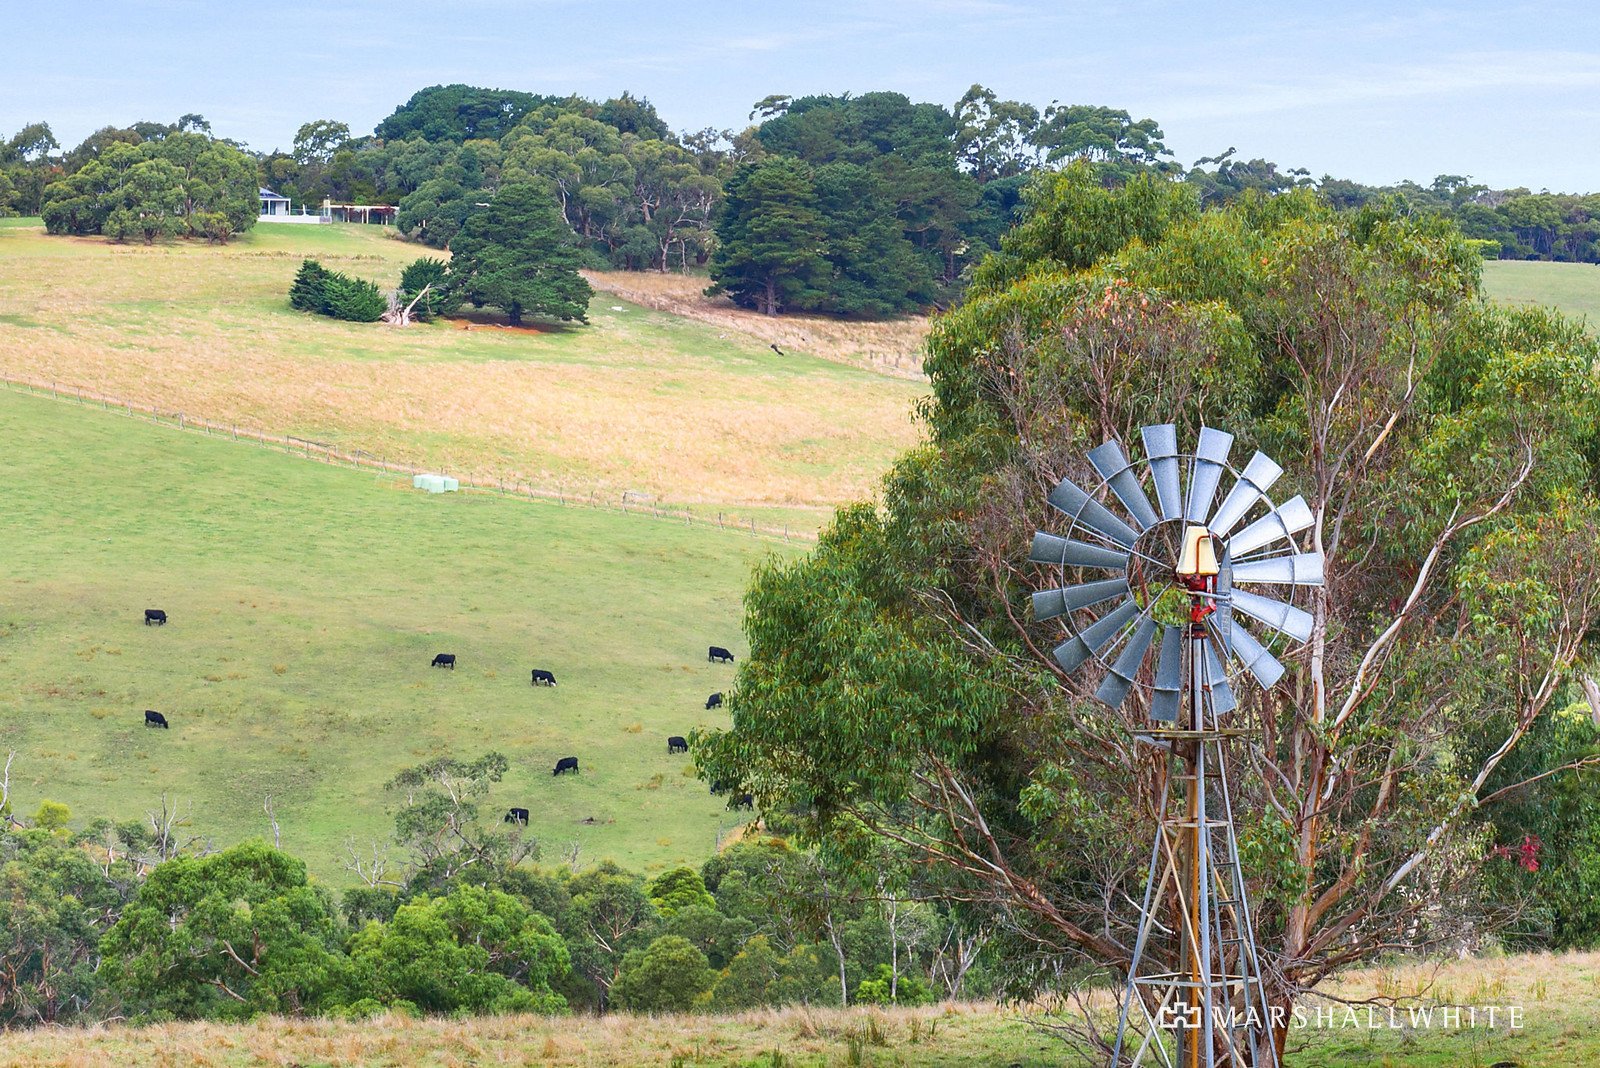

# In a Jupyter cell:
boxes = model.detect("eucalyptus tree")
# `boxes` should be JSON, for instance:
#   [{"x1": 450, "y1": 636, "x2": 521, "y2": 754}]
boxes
[{"x1": 698, "y1": 168, "x2": 1600, "y2": 1050}]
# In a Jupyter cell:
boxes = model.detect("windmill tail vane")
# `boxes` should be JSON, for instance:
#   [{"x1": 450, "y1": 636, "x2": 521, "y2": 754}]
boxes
[{"x1": 1031, "y1": 423, "x2": 1323, "y2": 1068}]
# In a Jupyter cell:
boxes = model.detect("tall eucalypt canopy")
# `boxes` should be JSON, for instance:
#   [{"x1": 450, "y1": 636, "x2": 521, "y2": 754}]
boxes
[{"x1": 696, "y1": 170, "x2": 1600, "y2": 1051}]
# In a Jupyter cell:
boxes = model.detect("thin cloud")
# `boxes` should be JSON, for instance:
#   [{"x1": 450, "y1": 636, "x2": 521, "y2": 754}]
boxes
[{"x1": 1158, "y1": 50, "x2": 1600, "y2": 121}]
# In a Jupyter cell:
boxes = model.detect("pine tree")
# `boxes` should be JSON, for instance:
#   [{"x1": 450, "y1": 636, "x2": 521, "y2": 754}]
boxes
[
  {"x1": 707, "y1": 157, "x2": 828, "y2": 316},
  {"x1": 444, "y1": 183, "x2": 592, "y2": 324}
]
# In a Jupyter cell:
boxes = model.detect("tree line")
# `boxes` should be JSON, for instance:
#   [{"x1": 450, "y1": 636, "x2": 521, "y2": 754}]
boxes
[
  {"x1": 4, "y1": 84, "x2": 1598, "y2": 316},
  {"x1": 0, "y1": 750, "x2": 997, "y2": 1027}
]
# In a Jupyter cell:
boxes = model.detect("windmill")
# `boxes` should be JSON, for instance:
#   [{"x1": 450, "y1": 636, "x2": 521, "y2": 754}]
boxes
[{"x1": 1030, "y1": 424, "x2": 1322, "y2": 1068}]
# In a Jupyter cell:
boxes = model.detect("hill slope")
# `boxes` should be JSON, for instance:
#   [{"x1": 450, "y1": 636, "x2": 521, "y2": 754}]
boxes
[
  {"x1": 1, "y1": 387, "x2": 792, "y2": 879},
  {"x1": 0, "y1": 219, "x2": 924, "y2": 532}
]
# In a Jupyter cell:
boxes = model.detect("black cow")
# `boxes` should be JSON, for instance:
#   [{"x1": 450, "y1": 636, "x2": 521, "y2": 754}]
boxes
[
  {"x1": 710, "y1": 780, "x2": 730, "y2": 795},
  {"x1": 144, "y1": 609, "x2": 167, "y2": 626},
  {"x1": 530, "y1": 669, "x2": 557, "y2": 686},
  {"x1": 733, "y1": 793, "x2": 754, "y2": 809},
  {"x1": 553, "y1": 756, "x2": 579, "y2": 776},
  {"x1": 505, "y1": 807, "x2": 530, "y2": 825},
  {"x1": 705, "y1": 692, "x2": 723, "y2": 710},
  {"x1": 667, "y1": 736, "x2": 688, "y2": 754},
  {"x1": 708, "y1": 646, "x2": 735, "y2": 664},
  {"x1": 144, "y1": 710, "x2": 169, "y2": 729},
  {"x1": 431, "y1": 653, "x2": 456, "y2": 669}
]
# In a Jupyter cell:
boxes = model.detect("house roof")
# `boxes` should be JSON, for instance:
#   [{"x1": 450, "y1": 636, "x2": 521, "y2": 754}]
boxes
[{"x1": 258, "y1": 187, "x2": 290, "y2": 200}]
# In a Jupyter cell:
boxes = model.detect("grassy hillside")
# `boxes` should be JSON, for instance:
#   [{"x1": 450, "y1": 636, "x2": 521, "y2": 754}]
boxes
[
  {"x1": 1, "y1": 387, "x2": 795, "y2": 879},
  {"x1": 3, "y1": 948, "x2": 1590, "y2": 1065},
  {"x1": 1481, "y1": 258, "x2": 1600, "y2": 326},
  {"x1": 0, "y1": 219, "x2": 924, "y2": 532}
]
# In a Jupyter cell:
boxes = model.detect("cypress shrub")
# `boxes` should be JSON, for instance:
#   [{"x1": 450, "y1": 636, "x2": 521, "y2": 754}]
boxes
[
  {"x1": 323, "y1": 274, "x2": 387, "y2": 322},
  {"x1": 289, "y1": 259, "x2": 331, "y2": 312},
  {"x1": 288, "y1": 258, "x2": 385, "y2": 322}
]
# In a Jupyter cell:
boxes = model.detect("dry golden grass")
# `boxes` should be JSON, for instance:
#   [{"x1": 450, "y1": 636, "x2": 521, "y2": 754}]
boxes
[
  {"x1": 0, "y1": 222, "x2": 924, "y2": 530},
  {"x1": 583, "y1": 270, "x2": 932, "y2": 378},
  {"x1": 0, "y1": 1002, "x2": 1054, "y2": 1067}
]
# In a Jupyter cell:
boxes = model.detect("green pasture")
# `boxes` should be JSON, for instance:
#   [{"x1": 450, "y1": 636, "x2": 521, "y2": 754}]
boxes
[
  {"x1": 0, "y1": 220, "x2": 923, "y2": 528},
  {"x1": 1, "y1": 387, "x2": 793, "y2": 881},
  {"x1": 1481, "y1": 258, "x2": 1600, "y2": 326}
]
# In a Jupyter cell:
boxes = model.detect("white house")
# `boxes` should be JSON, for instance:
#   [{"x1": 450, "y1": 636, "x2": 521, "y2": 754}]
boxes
[{"x1": 258, "y1": 187, "x2": 326, "y2": 224}]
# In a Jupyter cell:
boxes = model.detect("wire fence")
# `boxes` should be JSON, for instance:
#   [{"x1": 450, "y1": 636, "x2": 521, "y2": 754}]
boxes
[{"x1": 1, "y1": 374, "x2": 817, "y2": 544}]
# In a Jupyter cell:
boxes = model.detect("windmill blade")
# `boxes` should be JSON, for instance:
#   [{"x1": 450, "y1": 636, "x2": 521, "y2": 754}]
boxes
[
  {"x1": 1202, "y1": 639, "x2": 1238, "y2": 717},
  {"x1": 1029, "y1": 532, "x2": 1129, "y2": 572},
  {"x1": 1053, "y1": 598, "x2": 1139, "y2": 674},
  {"x1": 1047, "y1": 477, "x2": 1141, "y2": 548},
  {"x1": 1207, "y1": 451, "x2": 1284, "y2": 537},
  {"x1": 1218, "y1": 618, "x2": 1287, "y2": 690},
  {"x1": 1227, "y1": 495, "x2": 1314, "y2": 558},
  {"x1": 1185, "y1": 426, "x2": 1235, "y2": 524},
  {"x1": 1088, "y1": 440, "x2": 1160, "y2": 531},
  {"x1": 1149, "y1": 625, "x2": 1184, "y2": 723},
  {"x1": 1229, "y1": 589, "x2": 1314, "y2": 643},
  {"x1": 1096, "y1": 614, "x2": 1159, "y2": 710},
  {"x1": 1032, "y1": 578, "x2": 1131, "y2": 621},
  {"x1": 1231, "y1": 552, "x2": 1324, "y2": 587},
  {"x1": 1141, "y1": 424, "x2": 1184, "y2": 522}
]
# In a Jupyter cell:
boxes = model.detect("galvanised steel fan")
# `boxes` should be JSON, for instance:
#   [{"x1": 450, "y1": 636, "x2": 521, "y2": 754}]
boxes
[
  {"x1": 1030, "y1": 424, "x2": 1323, "y2": 1068},
  {"x1": 1031, "y1": 423, "x2": 1322, "y2": 723}
]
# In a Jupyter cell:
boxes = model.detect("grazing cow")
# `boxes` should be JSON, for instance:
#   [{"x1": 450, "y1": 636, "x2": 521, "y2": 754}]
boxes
[
  {"x1": 530, "y1": 669, "x2": 557, "y2": 686},
  {"x1": 505, "y1": 807, "x2": 530, "y2": 825},
  {"x1": 667, "y1": 736, "x2": 688, "y2": 754},
  {"x1": 553, "y1": 756, "x2": 579, "y2": 776},
  {"x1": 144, "y1": 609, "x2": 168, "y2": 626},
  {"x1": 706, "y1": 692, "x2": 723, "y2": 710},
  {"x1": 431, "y1": 653, "x2": 456, "y2": 669},
  {"x1": 733, "y1": 793, "x2": 754, "y2": 809},
  {"x1": 708, "y1": 646, "x2": 735, "y2": 664},
  {"x1": 144, "y1": 710, "x2": 169, "y2": 729}
]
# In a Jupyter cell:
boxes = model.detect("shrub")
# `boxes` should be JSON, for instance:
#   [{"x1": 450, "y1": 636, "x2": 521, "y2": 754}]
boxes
[
  {"x1": 611, "y1": 935, "x2": 715, "y2": 1013},
  {"x1": 288, "y1": 258, "x2": 385, "y2": 322},
  {"x1": 397, "y1": 256, "x2": 456, "y2": 320}
]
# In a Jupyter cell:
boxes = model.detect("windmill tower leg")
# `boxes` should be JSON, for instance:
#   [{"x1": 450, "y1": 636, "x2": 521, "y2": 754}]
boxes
[{"x1": 1109, "y1": 618, "x2": 1279, "y2": 1066}]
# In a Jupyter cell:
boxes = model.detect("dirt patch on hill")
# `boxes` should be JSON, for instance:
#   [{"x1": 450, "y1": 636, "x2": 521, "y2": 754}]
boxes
[{"x1": 584, "y1": 270, "x2": 930, "y2": 379}]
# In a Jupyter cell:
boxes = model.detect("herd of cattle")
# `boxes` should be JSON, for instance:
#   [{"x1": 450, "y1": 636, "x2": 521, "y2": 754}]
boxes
[{"x1": 139, "y1": 609, "x2": 751, "y2": 815}]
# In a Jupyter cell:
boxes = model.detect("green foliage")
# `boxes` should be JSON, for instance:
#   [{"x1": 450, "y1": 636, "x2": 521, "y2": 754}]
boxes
[
  {"x1": 31, "y1": 801, "x2": 71, "y2": 834},
  {"x1": 974, "y1": 162, "x2": 1198, "y2": 290},
  {"x1": 853, "y1": 963, "x2": 935, "y2": 1006},
  {"x1": 101, "y1": 841, "x2": 347, "y2": 1020},
  {"x1": 342, "y1": 884, "x2": 569, "y2": 1014},
  {"x1": 289, "y1": 258, "x2": 331, "y2": 312},
  {"x1": 610, "y1": 934, "x2": 715, "y2": 1013},
  {"x1": 323, "y1": 274, "x2": 387, "y2": 323},
  {"x1": 0, "y1": 824, "x2": 138, "y2": 1025},
  {"x1": 41, "y1": 133, "x2": 256, "y2": 242},
  {"x1": 445, "y1": 183, "x2": 593, "y2": 324},
  {"x1": 287, "y1": 258, "x2": 384, "y2": 322},
  {"x1": 647, "y1": 866, "x2": 716, "y2": 918},
  {"x1": 396, "y1": 177, "x2": 473, "y2": 248},
  {"x1": 398, "y1": 257, "x2": 455, "y2": 320},
  {"x1": 708, "y1": 157, "x2": 829, "y2": 315},
  {"x1": 377, "y1": 84, "x2": 557, "y2": 143}
]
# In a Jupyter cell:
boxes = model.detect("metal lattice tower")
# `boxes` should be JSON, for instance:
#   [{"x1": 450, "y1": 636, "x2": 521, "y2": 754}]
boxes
[{"x1": 1030, "y1": 425, "x2": 1323, "y2": 1068}]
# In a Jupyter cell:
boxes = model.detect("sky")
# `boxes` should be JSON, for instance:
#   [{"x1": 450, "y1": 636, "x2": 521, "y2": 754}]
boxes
[{"x1": 4, "y1": 0, "x2": 1598, "y2": 190}]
